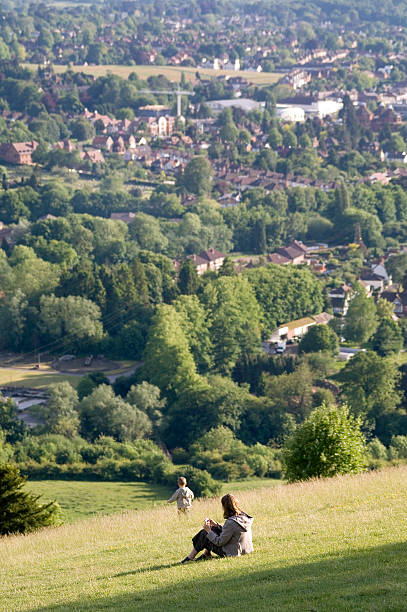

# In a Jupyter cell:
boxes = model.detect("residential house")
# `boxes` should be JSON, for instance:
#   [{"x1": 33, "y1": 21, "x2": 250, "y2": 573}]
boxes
[
  {"x1": 146, "y1": 115, "x2": 176, "y2": 138},
  {"x1": 269, "y1": 316, "x2": 317, "y2": 343},
  {"x1": 385, "y1": 151, "x2": 407, "y2": 164},
  {"x1": 0, "y1": 141, "x2": 38, "y2": 165},
  {"x1": 358, "y1": 261, "x2": 392, "y2": 295},
  {"x1": 92, "y1": 135, "x2": 114, "y2": 151},
  {"x1": 381, "y1": 290, "x2": 407, "y2": 317},
  {"x1": 80, "y1": 149, "x2": 105, "y2": 164},
  {"x1": 271, "y1": 240, "x2": 308, "y2": 265},
  {"x1": 55, "y1": 139, "x2": 75, "y2": 152},
  {"x1": 267, "y1": 252, "x2": 291, "y2": 265},
  {"x1": 312, "y1": 312, "x2": 334, "y2": 325},
  {"x1": 328, "y1": 284, "x2": 353, "y2": 316},
  {"x1": 181, "y1": 248, "x2": 226, "y2": 276},
  {"x1": 199, "y1": 248, "x2": 225, "y2": 272},
  {"x1": 186, "y1": 253, "x2": 210, "y2": 276},
  {"x1": 113, "y1": 136, "x2": 126, "y2": 153},
  {"x1": 268, "y1": 312, "x2": 333, "y2": 344}
]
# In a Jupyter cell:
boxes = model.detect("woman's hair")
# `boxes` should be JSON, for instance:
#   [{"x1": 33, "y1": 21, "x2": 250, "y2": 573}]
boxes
[{"x1": 221, "y1": 494, "x2": 243, "y2": 519}]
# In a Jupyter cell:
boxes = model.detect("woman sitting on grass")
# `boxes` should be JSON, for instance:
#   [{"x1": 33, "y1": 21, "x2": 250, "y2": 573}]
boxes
[{"x1": 181, "y1": 493, "x2": 253, "y2": 563}]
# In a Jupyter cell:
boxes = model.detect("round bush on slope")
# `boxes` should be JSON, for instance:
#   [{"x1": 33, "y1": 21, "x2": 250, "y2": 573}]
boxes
[{"x1": 282, "y1": 403, "x2": 367, "y2": 482}]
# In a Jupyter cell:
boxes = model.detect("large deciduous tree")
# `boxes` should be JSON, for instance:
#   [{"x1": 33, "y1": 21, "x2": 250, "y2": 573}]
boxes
[
  {"x1": 201, "y1": 275, "x2": 262, "y2": 375},
  {"x1": 371, "y1": 318, "x2": 403, "y2": 357},
  {"x1": 40, "y1": 382, "x2": 79, "y2": 438},
  {"x1": 143, "y1": 304, "x2": 204, "y2": 396},
  {"x1": 173, "y1": 294, "x2": 213, "y2": 373},
  {"x1": 246, "y1": 265, "x2": 323, "y2": 334},
  {"x1": 38, "y1": 294, "x2": 103, "y2": 350},
  {"x1": 182, "y1": 156, "x2": 213, "y2": 196},
  {"x1": 79, "y1": 385, "x2": 152, "y2": 442},
  {"x1": 344, "y1": 286, "x2": 377, "y2": 344},
  {"x1": 339, "y1": 351, "x2": 401, "y2": 423},
  {"x1": 299, "y1": 324, "x2": 339, "y2": 355}
]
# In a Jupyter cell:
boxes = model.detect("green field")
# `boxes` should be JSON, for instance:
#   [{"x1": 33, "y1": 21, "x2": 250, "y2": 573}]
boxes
[
  {"x1": 26, "y1": 481, "x2": 174, "y2": 522},
  {"x1": 1, "y1": 466, "x2": 406, "y2": 611},
  {"x1": 0, "y1": 367, "x2": 81, "y2": 388},
  {"x1": 24, "y1": 63, "x2": 281, "y2": 85},
  {"x1": 26, "y1": 478, "x2": 282, "y2": 522},
  {"x1": 0, "y1": 359, "x2": 138, "y2": 388}
]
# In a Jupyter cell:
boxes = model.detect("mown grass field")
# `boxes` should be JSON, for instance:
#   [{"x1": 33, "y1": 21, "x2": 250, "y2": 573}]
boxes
[
  {"x1": 24, "y1": 63, "x2": 281, "y2": 85},
  {"x1": 1, "y1": 466, "x2": 406, "y2": 612},
  {"x1": 26, "y1": 478, "x2": 282, "y2": 522},
  {"x1": 26, "y1": 481, "x2": 174, "y2": 522},
  {"x1": 0, "y1": 359, "x2": 138, "y2": 388},
  {"x1": 0, "y1": 368, "x2": 81, "y2": 389}
]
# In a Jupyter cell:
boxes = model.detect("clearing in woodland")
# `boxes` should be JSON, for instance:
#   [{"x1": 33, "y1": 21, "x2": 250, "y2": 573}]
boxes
[{"x1": 0, "y1": 466, "x2": 406, "y2": 611}]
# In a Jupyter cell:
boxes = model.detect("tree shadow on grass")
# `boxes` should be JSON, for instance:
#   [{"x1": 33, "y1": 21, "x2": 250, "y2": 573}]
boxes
[{"x1": 28, "y1": 542, "x2": 407, "y2": 612}]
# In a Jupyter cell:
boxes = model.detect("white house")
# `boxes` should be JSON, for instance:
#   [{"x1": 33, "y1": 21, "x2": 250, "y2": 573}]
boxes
[{"x1": 276, "y1": 105, "x2": 305, "y2": 122}]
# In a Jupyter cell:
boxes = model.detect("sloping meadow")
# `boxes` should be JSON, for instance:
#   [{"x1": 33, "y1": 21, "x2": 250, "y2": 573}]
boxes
[{"x1": 1, "y1": 466, "x2": 406, "y2": 612}]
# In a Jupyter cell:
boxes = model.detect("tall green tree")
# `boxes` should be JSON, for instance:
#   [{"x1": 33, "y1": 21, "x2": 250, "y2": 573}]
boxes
[
  {"x1": 163, "y1": 375, "x2": 253, "y2": 448},
  {"x1": 201, "y1": 275, "x2": 262, "y2": 375},
  {"x1": 344, "y1": 286, "x2": 377, "y2": 343},
  {"x1": 0, "y1": 397, "x2": 26, "y2": 443},
  {"x1": 299, "y1": 324, "x2": 339, "y2": 355},
  {"x1": 246, "y1": 265, "x2": 323, "y2": 335},
  {"x1": 77, "y1": 372, "x2": 110, "y2": 401},
  {"x1": 253, "y1": 218, "x2": 267, "y2": 254},
  {"x1": 143, "y1": 304, "x2": 204, "y2": 396},
  {"x1": 0, "y1": 463, "x2": 59, "y2": 535},
  {"x1": 339, "y1": 351, "x2": 401, "y2": 422},
  {"x1": 178, "y1": 259, "x2": 200, "y2": 295},
  {"x1": 126, "y1": 381, "x2": 166, "y2": 438},
  {"x1": 334, "y1": 180, "x2": 350, "y2": 216},
  {"x1": 0, "y1": 289, "x2": 28, "y2": 350},
  {"x1": 173, "y1": 294, "x2": 213, "y2": 372},
  {"x1": 182, "y1": 156, "x2": 213, "y2": 196},
  {"x1": 264, "y1": 362, "x2": 314, "y2": 422},
  {"x1": 371, "y1": 318, "x2": 403, "y2": 357},
  {"x1": 38, "y1": 295, "x2": 103, "y2": 350},
  {"x1": 129, "y1": 213, "x2": 168, "y2": 253},
  {"x1": 40, "y1": 382, "x2": 79, "y2": 438},
  {"x1": 79, "y1": 385, "x2": 152, "y2": 442}
]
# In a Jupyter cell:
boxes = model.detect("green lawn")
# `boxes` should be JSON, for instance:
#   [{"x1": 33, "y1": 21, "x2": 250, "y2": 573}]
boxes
[
  {"x1": 0, "y1": 368, "x2": 81, "y2": 388},
  {"x1": 26, "y1": 481, "x2": 174, "y2": 522},
  {"x1": 1, "y1": 466, "x2": 406, "y2": 611},
  {"x1": 26, "y1": 478, "x2": 282, "y2": 522},
  {"x1": 24, "y1": 63, "x2": 281, "y2": 85},
  {"x1": 0, "y1": 359, "x2": 139, "y2": 388}
]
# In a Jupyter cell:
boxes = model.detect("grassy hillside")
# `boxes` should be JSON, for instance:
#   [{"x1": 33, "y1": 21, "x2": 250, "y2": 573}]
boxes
[
  {"x1": 24, "y1": 63, "x2": 281, "y2": 85},
  {"x1": 1, "y1": 466, "x2": 406, "y2": 611},
  {"x1": 25, "y1": 481, "x2": 174, "y2": 522},
  {"x1": 25, "y1": 478, "x2": 282, "y2": 522}
]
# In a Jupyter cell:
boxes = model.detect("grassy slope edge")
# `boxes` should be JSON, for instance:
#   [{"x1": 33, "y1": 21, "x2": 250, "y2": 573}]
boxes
[{"x1": 1, "y1": 466, "x2": 406, "y2": 612}]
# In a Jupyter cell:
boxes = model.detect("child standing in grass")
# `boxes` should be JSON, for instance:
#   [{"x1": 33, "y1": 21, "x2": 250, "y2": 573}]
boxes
[{"x1": 168, "y1": 477, "x2": 194, "y2": 515}]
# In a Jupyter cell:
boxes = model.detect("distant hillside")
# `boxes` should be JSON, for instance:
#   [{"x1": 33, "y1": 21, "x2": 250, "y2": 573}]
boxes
[{"x1": 1, "y1": 466, "x2": 406, "y2": 611}]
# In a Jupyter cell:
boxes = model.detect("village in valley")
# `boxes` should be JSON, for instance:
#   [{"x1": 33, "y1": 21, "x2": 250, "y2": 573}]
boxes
[
  {"x1": 0, "y1": 0, "x2": 407, "y2": 539},
  {"x1": 2, "y1": 3, "x2": 407, "y2": 611}
]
